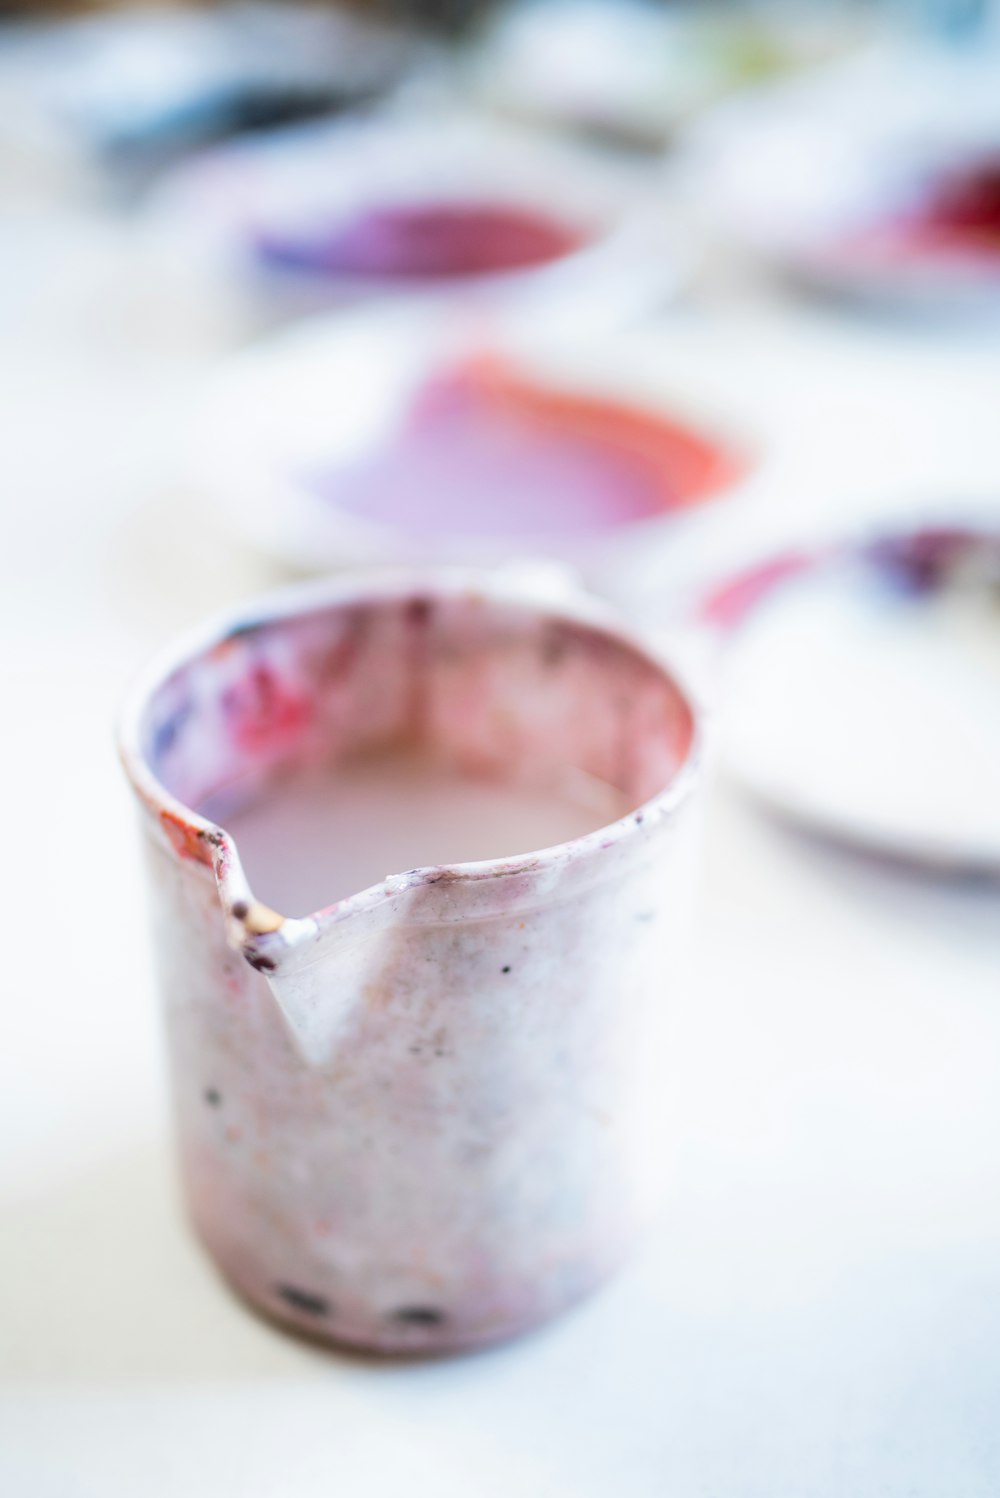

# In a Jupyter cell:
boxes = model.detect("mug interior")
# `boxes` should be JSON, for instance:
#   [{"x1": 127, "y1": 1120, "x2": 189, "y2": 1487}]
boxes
[{"x1": 138, "y1": 585, "x2": 695, "y2": 841}]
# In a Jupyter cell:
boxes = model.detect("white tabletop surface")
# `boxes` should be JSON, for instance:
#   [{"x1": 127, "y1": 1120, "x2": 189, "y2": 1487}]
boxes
[{"x1": 2, "y1": 168, "x2": 1000, "y2": 1498}]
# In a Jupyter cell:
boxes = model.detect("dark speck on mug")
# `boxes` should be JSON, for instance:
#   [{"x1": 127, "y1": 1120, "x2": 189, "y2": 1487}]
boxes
[
  {"x1": 276, "y1": 1284, "x2": 331, "y2": 1317},
  {"x1": 391, "y1": 1306, "x2": 445, "y2": 1327}
]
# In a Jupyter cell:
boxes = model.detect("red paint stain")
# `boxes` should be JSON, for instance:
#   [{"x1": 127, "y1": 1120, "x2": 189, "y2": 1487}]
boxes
[
  {"x1": 833, "y1": 157, "x2": 1000, "y2": 271},
  {"x1": 700, "y1": 552, "x2": 814, "y2": 629},
  {"x1": 225, "y1": 664, "x2": 312, "y2": 752},
  {"x1": 160, "y1": 808, "x2": 213, "y2": 866},
  {"x1": 469, "y1": 357, "x2": 745, "y2": 511}
]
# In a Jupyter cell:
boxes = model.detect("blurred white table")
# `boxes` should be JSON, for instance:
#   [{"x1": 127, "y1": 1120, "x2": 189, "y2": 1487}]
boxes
[{"x1": 2, "y1": 184, "x2": 1000, "y2": 1498}]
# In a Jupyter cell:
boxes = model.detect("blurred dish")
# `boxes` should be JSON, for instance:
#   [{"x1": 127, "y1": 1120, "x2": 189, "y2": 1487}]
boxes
[
  {"x1": 0, "y1": 1, "x2": 414, "y2": 185},
  {"x1": 706, "y1": 523, "x2": 1000, "y2": 873},
  {"x1": 151, "y1": 111, "x2": 685, "y2": 334},
  {"x1": 469, "y1": 0, "x2": 873, "y2": 150},
  {"x1": 188, "y1": 306, "x2": 749, "y2": 586},
  {"x1": 684, "y1": 48, "x2": 1000, "y2": 312}
]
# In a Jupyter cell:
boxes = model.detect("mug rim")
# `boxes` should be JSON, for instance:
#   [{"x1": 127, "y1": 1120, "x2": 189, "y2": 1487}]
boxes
[{"x1": 118, "y1": 568, "x2": 703, "y2": 956}]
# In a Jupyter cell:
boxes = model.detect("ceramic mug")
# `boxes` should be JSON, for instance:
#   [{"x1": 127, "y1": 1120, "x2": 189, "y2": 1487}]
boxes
[{"x1": 119, "y1": 571, "x2": 702, "y2": 1353}]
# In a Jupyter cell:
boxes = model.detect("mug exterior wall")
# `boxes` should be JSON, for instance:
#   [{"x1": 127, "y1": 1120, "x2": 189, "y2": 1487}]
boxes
[{"x1": 142, "y1": 796, "x2": 697, "y2": 1354}]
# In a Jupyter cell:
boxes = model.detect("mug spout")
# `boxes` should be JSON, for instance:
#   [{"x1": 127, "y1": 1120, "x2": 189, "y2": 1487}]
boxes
[
  {"x1": 212, "y1": 839, "x2": 358, "y2": 1068},
  {"x1": 237, "y1": 907, "x2": 367, "y2": 1068},
  {"x1": 257, "y1": 945, "x2": 347, "y2": 1070}
]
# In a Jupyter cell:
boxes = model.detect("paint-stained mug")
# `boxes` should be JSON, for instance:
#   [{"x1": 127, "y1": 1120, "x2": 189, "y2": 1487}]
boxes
[{"x1": 119, "y1": 572, "x2": 701, "y2": 1353}]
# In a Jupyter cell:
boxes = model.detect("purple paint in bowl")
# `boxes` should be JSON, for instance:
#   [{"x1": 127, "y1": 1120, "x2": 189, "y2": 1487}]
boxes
[
  {"x1": 254, "y1": 200, "x2": 588, "y2": 281},
  {"x1": 305, "y1": 357, "x2": 742, "y2": 543}
]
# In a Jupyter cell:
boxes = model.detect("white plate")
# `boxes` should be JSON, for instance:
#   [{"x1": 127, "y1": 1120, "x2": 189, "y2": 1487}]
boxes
[{"x1": 715, "y1": 524, "x2": 1000, "y2": 873}]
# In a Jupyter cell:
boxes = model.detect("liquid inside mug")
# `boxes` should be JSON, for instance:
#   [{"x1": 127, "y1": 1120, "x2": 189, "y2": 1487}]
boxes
[{"x1": 119, "y1": 572, "x2": 701, "y2": 1353}]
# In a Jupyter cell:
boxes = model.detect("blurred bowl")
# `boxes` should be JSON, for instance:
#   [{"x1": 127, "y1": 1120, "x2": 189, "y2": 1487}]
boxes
[
  {"x1": 186, "y1": 304, "x2": 752, "y2": 593},
  {"x1": 682, "y1": 47, "x2": 1000, "y2": 315},
  {"x1": 0, "y1": 1, "x2": 418, "y2": 189},
  {"x1": 706, "y1": 520, "x2": 1000, "y2": 874},
  {"x1": 151, "y1": 109, "x2": 687, "y2": 336},
  {"x1": 468, "y1": 0, "x2": 875, "y2": 151}
]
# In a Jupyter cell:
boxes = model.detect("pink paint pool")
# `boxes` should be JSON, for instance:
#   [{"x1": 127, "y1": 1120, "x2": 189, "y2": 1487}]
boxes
[
  {"x1": 306, "y1": 356, "x2": 742, "y2": 543},
  {"x1": 255, "y1": 200, "x2": 588, "y2": 280}
]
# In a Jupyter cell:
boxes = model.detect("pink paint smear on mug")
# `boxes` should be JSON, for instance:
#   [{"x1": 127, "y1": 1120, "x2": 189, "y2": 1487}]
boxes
[
  {"x1": 255, "y1": 201, "x2": 587, "y2": 280},
  {"x1": 307, "y1": 357, "x2": 741, "y2": 542}
]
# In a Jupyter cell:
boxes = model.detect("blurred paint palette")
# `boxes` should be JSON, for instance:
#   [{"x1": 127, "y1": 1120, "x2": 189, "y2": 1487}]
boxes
[
  {"x1": 709, "y1": 525, "x2": 1000, "y2": 873},
  {"x1": 0, "y1": 2, "x2": 413, "y2": 183},
  {"x1": 153, "y1": 111, "x2": 684, "y2": 334},
  {"x1": 188, "y1": 306, "x2": 748, "y2": 586},
  {"x1": 685, "y1": 48, "x2": 1000, "y2": 312}
]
